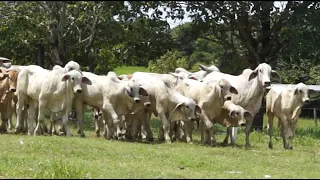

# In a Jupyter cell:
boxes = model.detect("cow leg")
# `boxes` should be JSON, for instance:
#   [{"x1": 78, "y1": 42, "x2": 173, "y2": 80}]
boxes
[
  {"x1": 159, "y1": 113, "x2": 171, "y2": 144},
  {"x1": 222, "y1": 127, "x2": 231, "y2": 145},
  {"x1": 267, "y1": 112, "x2": 275, "y2": 149},
  {"x1": 27, "y1": 102, "x2": 37, "y2": 136},
  {"x1": 34, "y1": 100, "x2": 46, "y2": 136},
  {"x1": 49, "y1": 112, "x2": 59, "y2": 135},
  {"x1": 170, "y1": 121, "x2": 177, "y2": 142},
  {"x1": 130, "y1": 114, "x2": 140, "y2": 142},
  {"x1": 0, "y1": 110, "x2": 8, "y2": 134},
  {"x1": 104, "y1": 115, "x2": 113, "y2": 140},
  {"x1": 22, "y1": 107, "x2": 28, "y2": 134},
  {"x1": 184, "y1": 121, "x2": 194, "y2": 144},
  {"x1": 158, "y1": 120, "x2": 165, "y2": 143},
  {"x1": 61, "y1": 108, "x2": 73, "y2": 137},
  {"x1": 244, "y1": 118, "x2": 253, "y2": 148},
  {"x1": 142, "y1": 111, "x2": 153, "y2": 142},
  {"x1": 75, "y1": 99, "x2": 86, "y2": 138},
  {"x1": 15, "y1": 95, "x2": 27, "y2": 134}
]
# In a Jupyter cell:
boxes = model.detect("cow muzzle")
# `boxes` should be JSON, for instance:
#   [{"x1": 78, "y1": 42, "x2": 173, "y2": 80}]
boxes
[
  {"x1": 303, "y1": 99, "x2": 310, "y2": 104},
  {"x1": 263, "y1": 81, "x2": 271, "y2": 87},
  {"x1": 10, "y1": 88, "x2": 16, "y2": 92},
  {"x1": 225, "y1": 95, "x2": 232, "y2": 101},
  {"x1": 144, "y1": 102, "x2": 151, "y2": 107},
  {"x1": 134, "y1": 98, "x2": 141, "y2": 103},
  {"x1": 76, "y1": 89, "x2": 82, "y2": 93}
]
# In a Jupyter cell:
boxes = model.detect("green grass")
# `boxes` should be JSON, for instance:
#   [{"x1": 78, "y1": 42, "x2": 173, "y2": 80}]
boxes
[
  {"x1": 1, "y1": 114, "x2": 320, "y2": 179},
  {"x1": 114, "y1": 66, "x2": 149, "y2": 75}
]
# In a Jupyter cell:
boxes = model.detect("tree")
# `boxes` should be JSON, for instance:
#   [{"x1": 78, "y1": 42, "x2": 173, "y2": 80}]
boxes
[{"x1": 134, "y1": 1, "x2": 319, "y2": 69}]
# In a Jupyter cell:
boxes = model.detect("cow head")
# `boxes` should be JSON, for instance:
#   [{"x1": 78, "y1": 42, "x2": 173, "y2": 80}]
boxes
[
  {"x1": 170, "y1": 98, "x2": 202, "y2": 122},
  {"x1": 0, "y1": 57, "x2": 12, "y2": 69},
  {"x1": 64, "y1": 61, "x2": 80, "y2": 72},
  {"x1": 294, "y1": 83, "x2": 317, "y2": 104},
  {"x1": 61, "y1": 70, "x2": 92, "y2": 94},
  {"x1": 125, "y1": 80, "x2": 149, "y2": 104},
  {"x1": 217, "y1": 79, "x2": 238, "y2": 103},
  {"x1": 248, "y1": 63, "x2": 281, "y2": 88},
  {"x1": 0, "y1": 68, "x2": 18, "y2": 93},
  {"x1": 220, "y1": 101, "x2": 253, "y2": 127}
]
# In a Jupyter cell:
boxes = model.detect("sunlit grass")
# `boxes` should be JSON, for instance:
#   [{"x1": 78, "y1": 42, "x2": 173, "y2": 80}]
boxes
[{"x1": 1, "y1": 113, "x2": 320, "y2": 178}]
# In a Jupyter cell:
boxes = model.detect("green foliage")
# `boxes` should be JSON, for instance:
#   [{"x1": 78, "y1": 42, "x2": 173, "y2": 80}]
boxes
[{"x1": 148, "y1": 50, "x2": 188, "y2": 73}]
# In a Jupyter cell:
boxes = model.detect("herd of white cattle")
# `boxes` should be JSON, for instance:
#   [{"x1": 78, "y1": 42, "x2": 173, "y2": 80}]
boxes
[{"x1": 0, "y1": 57, "x2": 317, "y2": 150}]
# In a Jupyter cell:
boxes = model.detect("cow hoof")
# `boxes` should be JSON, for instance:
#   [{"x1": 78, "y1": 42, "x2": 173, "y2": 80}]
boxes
[
  {"x1": 77, "y1": 130, "x2": 81, "y2": 135},
  {"x1": 188, "y1": 141, "x2": 193, "y2": 145},
  {"x1": 166, "y1": 140, "x2": 172, "y2": 144},
  {"x1": 79, "y1": 134, "x2": 86, "y2": 138}
]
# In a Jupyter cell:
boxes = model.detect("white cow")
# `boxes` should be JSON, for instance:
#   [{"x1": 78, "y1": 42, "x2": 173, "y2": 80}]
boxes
[
  {"x1": 175, "y1": 64, "x2": 220, "y2": 81},
  {"x1": 174, "y1": 78, "x2": 238, "y2": 145},
  {"x1": 266, "y1": 83, "x2": 317, "y2": 149},
  {"x1": 14, "y1": 61, "x2": 81, "y2": 134},
  {"x1": 74, "y1": 71, "x2": 150, "y2": 139},
  {"x1": 202, "y1": 63, "x2": 281, "y2": 147},
  {"x1": 129, "y1": 72, "x2": 202, "y2": 143},
  {"x1": 15, "y1": 65, "x2": 92, "y2": 136}
]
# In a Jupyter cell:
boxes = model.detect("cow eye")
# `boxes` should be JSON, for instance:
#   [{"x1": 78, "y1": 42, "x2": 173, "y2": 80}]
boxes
[
  {"x1": 186, "y1": 105, "x2": 189, "y2": 109},
  {"x1": 299, "y1": 90, "x2": 302, "y2": 94},
  {"x1": 69, "y1": 68, "x2": 73, "y2": 71},
  {"x1": 259, "y1": 69, "x2": 262, "y2": 73},
  {"x1": 71, "y1": 77, "x2": 74, "y2": 81}
]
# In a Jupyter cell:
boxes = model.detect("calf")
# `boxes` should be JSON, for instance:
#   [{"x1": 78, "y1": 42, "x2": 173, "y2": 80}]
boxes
[
  {"x1": 0, "y1": 68, "x2": 18, "y2": 133},
  {"x1": 266, "y1": 83, "x2": 317, "y2": 149}
]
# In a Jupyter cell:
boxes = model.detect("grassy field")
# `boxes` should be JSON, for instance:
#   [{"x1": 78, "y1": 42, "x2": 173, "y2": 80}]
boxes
[
  {"x1": 114, "y1": 66, "x2": 149, "y2": 75},
  {"x1": 1, "y1": 115, "x2": 320, "y2": 179}
]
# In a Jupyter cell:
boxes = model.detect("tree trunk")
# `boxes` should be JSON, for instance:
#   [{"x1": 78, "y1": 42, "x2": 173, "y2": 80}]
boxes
[{"x1": 36, "y1": 43, "x2": 45, "y2": 68}]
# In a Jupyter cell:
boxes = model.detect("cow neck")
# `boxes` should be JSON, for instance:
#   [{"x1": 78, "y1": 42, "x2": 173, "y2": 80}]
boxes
[
  {"x1": 240, "y1": 76, "x2": 264, "y2": 112},
  {"x1": 167, "y1": 86, "x2": 185, "y2": 107},
  {"x1": 64, "y1": 79, "x2": 74, "y2": 109},
  {"x1": 287, "y1": 90, "x2": 303, "y2": 109}
]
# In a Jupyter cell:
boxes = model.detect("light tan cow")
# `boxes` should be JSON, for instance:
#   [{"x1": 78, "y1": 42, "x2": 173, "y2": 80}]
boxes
[
  {"x1": 0, "y1": 68, "x2": 19, "y2": 133},
  {"x1": 214, "y1": 100, "x2": 253, "y2": 145},
  {"x1": 266, "y1": 83, "x2": 317, "y2": 149}
]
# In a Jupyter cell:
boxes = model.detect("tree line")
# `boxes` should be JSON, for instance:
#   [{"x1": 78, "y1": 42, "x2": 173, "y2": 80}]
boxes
[{"x1": 0, "y1": 1, "x2": 319, "y2": 84}]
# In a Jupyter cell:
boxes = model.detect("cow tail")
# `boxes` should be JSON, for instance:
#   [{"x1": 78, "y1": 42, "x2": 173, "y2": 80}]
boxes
[{"x1": 15, "y1": 68, "x2": 30, "y2": 96}]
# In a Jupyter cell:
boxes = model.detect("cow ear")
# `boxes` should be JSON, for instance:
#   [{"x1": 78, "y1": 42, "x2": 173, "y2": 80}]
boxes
[
  {"x1": 195, "y1": 105, "x2": 202, "y2": 115},
  {"x1": 81, "y1": 77, "x2": 92, "y2": 85},
  {"x1": 271, "y1": 70, "x2": 282, "y2": 83},
  {"x1": 308, "y1": 89, "x2": 317, "y2": 97},
  {"x1": 61, "y1": 74, "x2": 70, "y2": 81},
  {"x1": 248, "y1": 69, "x2": 258, "y2": 81},
  {"x1": 199, "y1": 64, "x2": 209, "y2": 71},
  {"x1": 139, "y1": 87, "x2": 148, "y2": 96},
  {"x1": 118, "y1": 76, "x2": 123, "y2": 80},
  {"x1": 230, "y1": 86, "x2": 238, "y2": 94},
  {"x1": 170, "y1": 72, "x2": 180, "y2": 78},
  {"x1": 244, "y1": 111, "x2": 253, "y2": 120}
]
